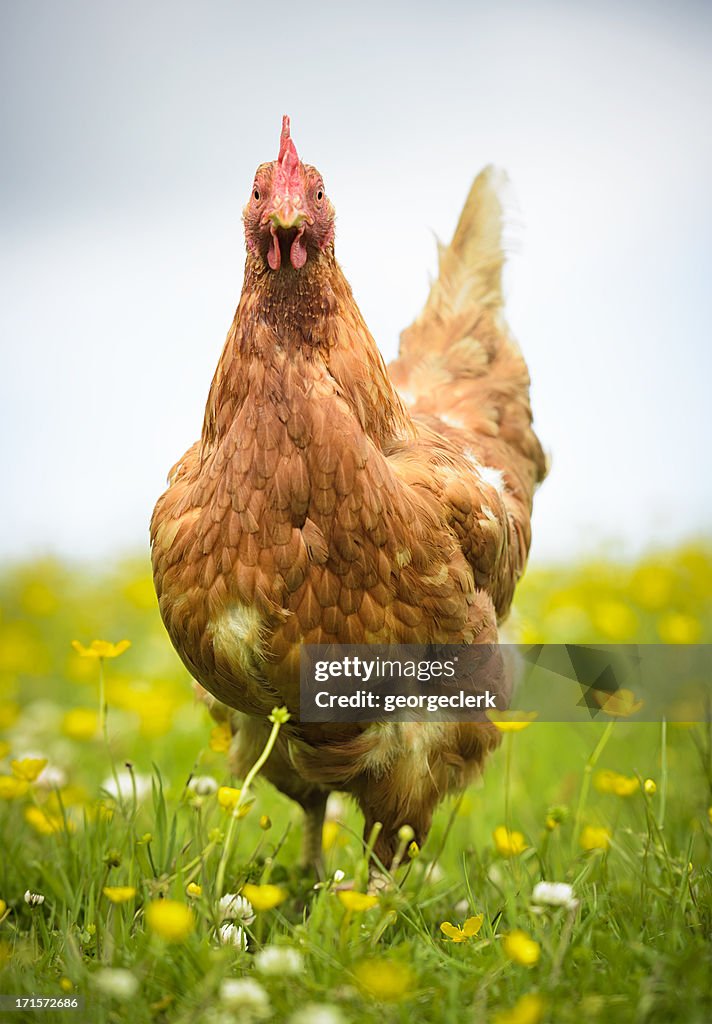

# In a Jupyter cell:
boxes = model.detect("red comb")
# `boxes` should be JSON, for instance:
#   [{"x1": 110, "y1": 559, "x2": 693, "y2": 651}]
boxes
[
  {"x1": 276, "y1": 115, "x2": 301, "y2": 190},
  {"x1": 279, "y1": 115, "x2": 295, "y2": 161}
]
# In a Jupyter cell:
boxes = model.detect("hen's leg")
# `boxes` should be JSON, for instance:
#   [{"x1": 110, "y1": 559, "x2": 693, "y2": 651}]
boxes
[
  {"x1": 300, "y1": 793, "x2": 328, "y2": 877},
  {"x1": 228, "y1": 714, "x2": 330, "y2": 875},
  {"x1": 356, "y1": 721, "x2": 501, "y2": 891}
]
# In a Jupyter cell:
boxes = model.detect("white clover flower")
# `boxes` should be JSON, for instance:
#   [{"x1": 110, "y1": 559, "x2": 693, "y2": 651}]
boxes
[
  {"x1": 217, "y1": 923, "x2": 248, "y2": 949},
  {"x1": 254, "y1": 944, "x2": 304, "y2": 976},
  {"x1": 332, "y1": 869, "x2": 345, "y2": 884},
  {"x1": 219, "y1": 977, "x2": 270, "y2": 1017},
  {"x1": 289, "y1": 1003, "x2": 346, "y2": 1024},
  {"x1": 35, "y1": 764, "x2": 68, "y2": 789},
  {"x1": 325, "y1": 793, "x2": 346, "y2": 819},
  {"x1": 101, "y1": 770, "x2": 152, "y2": 802},
  {"x1": 24, "y1": 890, "x2": 45, "y2": 907},
  {"x1": 188, "y1": 774, "x2": 219, "y2": 796},
  {"x1": 93, "y1": 967, "x2": 139, "y2": 999},
  {"x1": 218, "y1": 893, "x2": 255, "y2": 925},
  {"x1": 531, "y1": 881, "x2": 578, "y2": 909}
]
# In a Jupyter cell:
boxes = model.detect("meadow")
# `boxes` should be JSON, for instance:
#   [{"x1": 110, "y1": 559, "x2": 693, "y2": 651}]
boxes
[{"x1": 0, "y1": 544, "x2": 710, "y2": 1023}]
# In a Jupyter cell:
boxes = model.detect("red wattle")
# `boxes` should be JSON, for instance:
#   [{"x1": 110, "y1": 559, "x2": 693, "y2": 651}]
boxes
[
  {"x1": 290, "y1": 227, "x2": 307, "y2": 269},
  {"x1": 268, "y1": 227, "x2": 281, "y2": 271}
]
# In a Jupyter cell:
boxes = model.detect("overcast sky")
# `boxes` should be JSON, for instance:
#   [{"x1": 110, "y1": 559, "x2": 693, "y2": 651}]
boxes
[{"x1": 1, "y1": 0, "x2": 710, "y2": 566}]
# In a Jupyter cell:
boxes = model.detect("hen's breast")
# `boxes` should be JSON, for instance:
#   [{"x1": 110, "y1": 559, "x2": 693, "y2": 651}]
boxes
[{"x1": 151, "y1": 355, "x2": 497, "y2": 717}]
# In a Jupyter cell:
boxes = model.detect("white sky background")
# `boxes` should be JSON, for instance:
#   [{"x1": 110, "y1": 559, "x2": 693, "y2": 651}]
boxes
[{"x1": 1, "y1": 0, "x2": 710, "y2": 565}]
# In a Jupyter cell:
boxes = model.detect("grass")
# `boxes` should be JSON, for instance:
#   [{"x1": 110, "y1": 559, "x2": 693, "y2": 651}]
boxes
[{"x1": 0, "y1": 545, "x2": 711, "y2": 1023}]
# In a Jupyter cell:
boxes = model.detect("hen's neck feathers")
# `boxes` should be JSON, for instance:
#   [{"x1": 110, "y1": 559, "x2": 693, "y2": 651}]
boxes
[{"x1": 201, "y1": 250, "x2": 414, "y2": 454}]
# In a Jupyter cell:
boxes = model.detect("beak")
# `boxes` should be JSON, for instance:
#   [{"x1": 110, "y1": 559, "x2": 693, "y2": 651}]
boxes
[{"x1": 263, "y1": 195, "x2": 311, "y2": 229}]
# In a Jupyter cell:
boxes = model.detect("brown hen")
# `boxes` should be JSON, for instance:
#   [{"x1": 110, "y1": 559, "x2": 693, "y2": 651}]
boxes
[{"x1": 150, "y1": 116, "x2": 546, "y2": 877}]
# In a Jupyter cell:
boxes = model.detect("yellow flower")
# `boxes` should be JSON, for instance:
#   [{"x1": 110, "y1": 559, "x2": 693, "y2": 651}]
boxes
[
  {"x1": 241, "y1": 883, "x2": 287, "y2": 911},
  {"x1": 216, "y1": 786, "x2": 251, "y2": 817},
  {"x1": 217, "y1": 785, "x2": 240, "y2": 809},
  {"x1": 145, "y1": 900, "x2": 194, "y2": 943},
  {"x1": 71, "y1": 639, "x2": 131, "y2": 659},
  {"x1": 593, "y1": 601, "x2": 638, "y2": 641},
  {"x1": 11, "y1": 758, "x2": 47, "y2": 782},
  {"x1": 545, "y1": 816, "x2": 558, "y2": 831},
  {"x1": 337, "y1": 891, "x2": 379, "y2": 912},
  {"x1": 503, "y1": 929, "x2": 540, "y2": 967},
  {"x1": 135, "y1": 694, "x2": 179, "y2": 739},
  {"x1": 408, "y1": 841, "x2": 420, "y2": 859},
  {"x1": 259, "y1": 815, "x2": 272, "y2": 831},
  {"x1": 353, "y1": 959, "x2": 413, "y2": 1001},
  {"x1": 186, "y1": 882, "x2": 202, "y2": 898},
  {"x1": 322, "y1": 820, "x2": 346, "y2": 851},
  {"x1": 0, "y1": 900, "x2": 7, "y2": 920},
  {"x1": 632, "y1": 565, "x2": 673, "y2": 610},
  {"x1": 657, "y1": 613, "x2": 701, "y2": 644},
  {"x1": 580, "y1": 826, "x2": 611, "y2": 851},
  {"x1": 644, "y1": 779, "x2": 657, "y2": 795},
  {"x1": 488, "y1": 710, "x2": 538, "y2": 732},
  {"x1": 62, "y1": 708, "x2": 99, "y2": 741},
  {"x1": 103, "y1": 887, "x2": 136, "y2": 903},
  {"x1": 0, "y1": 776, "x2": 29, "y2": 799},
  {"x1": 25, "y1": 806, "x2": 71, "y2": 835},
  {"x1": 440, "y1": 914, "x2": 484, "y2": 942},
  {"x1": 493, "y1": 826, "x2": 528, "y2": 857},
  {"x1": 594, "y1": 770, "x2": 639, "y2": 797},
  {"x1": 494, "y1": 993, "x2": 546, "y2": 1024},
  {"x1": 209, "y1": 722, "x2": 232, "y2": 753},
  {"x1": 594, "y1": 688, "x2": 643, "y2": 718},
  {"x1": 59, "y1": 978, "x2": 73, "y2": 993}
]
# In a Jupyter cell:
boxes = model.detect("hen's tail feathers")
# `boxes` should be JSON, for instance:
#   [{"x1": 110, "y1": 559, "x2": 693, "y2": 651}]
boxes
[
  {"x1": 389, "y1": 165, "x2": 547, "y2": 492},
  {"x1": 393, "y1": 165, "x2": 511, "y2": 370},
  {"x1": 424, "y1": 165, "x2": 509, "y2": 323}
]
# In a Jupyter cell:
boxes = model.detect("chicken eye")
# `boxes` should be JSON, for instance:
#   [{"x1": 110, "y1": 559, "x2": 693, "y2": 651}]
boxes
[
  {"x1": 253, "y1": 188, "x2": 260, "y2": 201},
  {"x1": 316, "y1": 188, "x2": 324, "y2": 202}
]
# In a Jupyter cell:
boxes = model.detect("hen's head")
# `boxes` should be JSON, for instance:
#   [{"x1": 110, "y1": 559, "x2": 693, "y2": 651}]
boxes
[{"x1": 243, "y1": 116, "x2": 335, "y2": 272}]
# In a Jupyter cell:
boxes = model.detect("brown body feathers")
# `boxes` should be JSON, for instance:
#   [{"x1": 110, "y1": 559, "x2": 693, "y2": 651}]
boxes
[{"x1": 150, "y1": 122, "x2": 545, "y2": 869}]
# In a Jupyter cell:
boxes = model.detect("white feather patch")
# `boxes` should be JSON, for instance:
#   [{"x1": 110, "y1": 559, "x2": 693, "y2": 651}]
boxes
[
  {"x1": 478, "y1": 465, "x2": 505, "y2": 493},
  {"x1": 463, "y1": 448, "x2": 505, "y2": 494},
  {"x1": 211, "y1": 604, "x2": 265, "y2": 680},
  {"x1": 439, "y1": 412, "x2": 467, "y2": 431}
]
